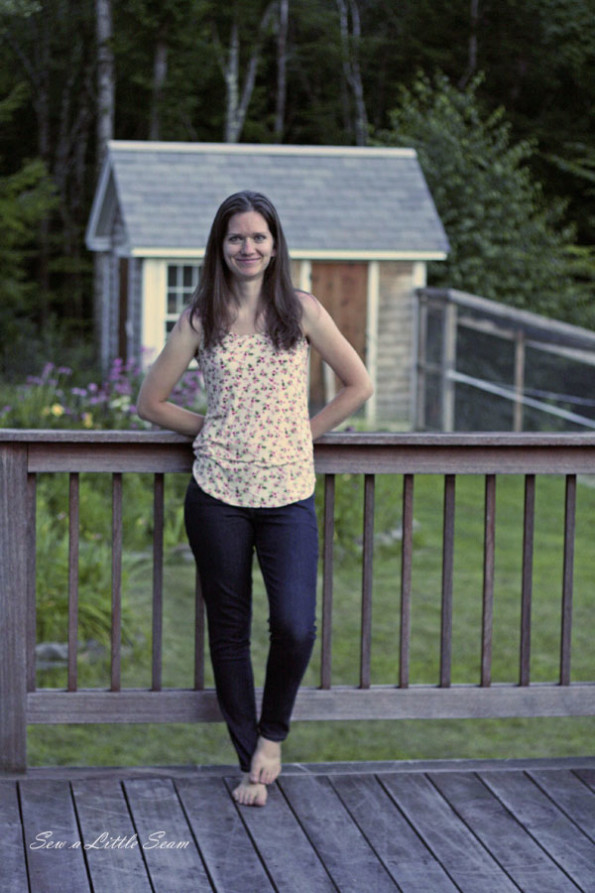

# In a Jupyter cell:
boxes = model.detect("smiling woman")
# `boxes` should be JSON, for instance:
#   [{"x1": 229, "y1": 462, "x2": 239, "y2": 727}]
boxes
[
  {"x1": 137, "y1": 190, "x2": 373, "y2": 808},
  {"x1": 223, "y1": 212, "x2": 277, "y2": 284}
]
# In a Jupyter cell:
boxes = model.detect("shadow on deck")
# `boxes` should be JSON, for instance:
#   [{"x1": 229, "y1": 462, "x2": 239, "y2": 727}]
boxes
[{"x1": 2, "y1": 757, "x2": 594, "y2": 892}]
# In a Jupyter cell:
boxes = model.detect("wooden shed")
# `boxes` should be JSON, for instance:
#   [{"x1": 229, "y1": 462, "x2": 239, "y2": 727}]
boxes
[{"x1": 86, "y1": 141, "x2": 448, "y2": 425}]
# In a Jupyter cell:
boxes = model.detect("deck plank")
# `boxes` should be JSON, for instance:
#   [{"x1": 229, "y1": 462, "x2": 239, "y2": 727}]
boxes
[
  {"x1": 330, "y1": 773, "x2": 458, "y2": 892},
  {"x1": 223, "y1": 778, "x2": 336, "y2": 893},
  {"x1": 528, "y1": 769, "x2": 595, "y2": 842},
  {"x1": 123, "y1": 777, "x2": 212, "y2": 892},
  {"x1": 481, "y1": 770, "x2": 595, "y2": 892},
  {"x1": 71, "y1": 778, "x2": 150, "y2": 892},
  {"x1": 278, "y1": 774, "x2": 398, "y2": 891},
  {"x1": 4, "y1": 759, "x2": 594, "y2": 893},
  {"x1": 380, "y1": 772, "x2": 519, "y2": 893},
  {"x1": 175, "y1": 777, "x2": 275, "y2": 892},
  {"x1": 574, "y1": 767, "x2": 595, "y2": 793},
  {"x1": 430, "y1": 770, "x2": 580, "y2": 893},
  {"x1": 0, "y1": 781, "x2": 30, "y2": 893},
  {"x1": 20, "y1": 779, "x2": 91, "y2": 893}
]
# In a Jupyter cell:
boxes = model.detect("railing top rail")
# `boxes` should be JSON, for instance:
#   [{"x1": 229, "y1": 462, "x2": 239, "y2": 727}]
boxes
[
  {"x1": 4, "y1": 429, "x2": 595, "y2": 474},
  {"x1": 416, "y1": 286, "x2": 595, "y2": 352},
  {"x1": 3, "y1": 429, "x2": 595, "y2": 447}
]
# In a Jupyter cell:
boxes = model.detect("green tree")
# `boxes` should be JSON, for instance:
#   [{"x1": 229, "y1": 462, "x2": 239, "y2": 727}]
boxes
[
  {"x1": 1, "y1": 0, "x2": 97, "y2": 325},
  {"x1": 376, "y1": 72, "x2": 594, "y2": 328},
  {"x1": 0, "y1": 84, "x2": 56, "y2": 375}
]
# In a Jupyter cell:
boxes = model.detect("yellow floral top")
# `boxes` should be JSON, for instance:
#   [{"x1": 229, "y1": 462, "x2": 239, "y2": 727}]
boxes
[{"x1": 192, "y1": 332, "x2": 316, "y2": 507}]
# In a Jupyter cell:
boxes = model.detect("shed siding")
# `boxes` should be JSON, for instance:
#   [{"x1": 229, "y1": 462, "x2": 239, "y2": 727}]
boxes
[
  {"x1": 141, "y1": 260, "x2": 167, "y2": 365},
  {"x1": 106, "y1": 210, "x2": 130, "y2": 364},
  {"x1": 107, "y1": 252, "x2": 119, "y2": 362},
  {"x1": 376, "y1": 262, "x2": 416, "y2": 424}
]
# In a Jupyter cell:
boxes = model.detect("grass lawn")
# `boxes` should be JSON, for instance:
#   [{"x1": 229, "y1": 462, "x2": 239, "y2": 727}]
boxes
[{"x1": 28, "y1": 472, "x2": 595, "y2": 767}]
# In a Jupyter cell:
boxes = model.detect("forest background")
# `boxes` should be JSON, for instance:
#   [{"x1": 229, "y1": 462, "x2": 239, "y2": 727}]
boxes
[{"x1": 0, "y1": 0, "x2": 594, "y2": 381}]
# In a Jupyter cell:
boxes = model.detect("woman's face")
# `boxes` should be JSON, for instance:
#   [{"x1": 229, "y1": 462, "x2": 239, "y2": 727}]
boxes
[{"x1": 222, "y1": 211, "x2": 276, "y2": 282}]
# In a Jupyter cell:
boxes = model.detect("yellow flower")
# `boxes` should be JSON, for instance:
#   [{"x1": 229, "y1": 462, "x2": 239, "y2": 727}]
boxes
[
  {"x1": 50, "y1": 403, "x2": 65, "y2": 417},
  {"x1": 82, "y1": 412, "x2": 93, "y2": 429}
]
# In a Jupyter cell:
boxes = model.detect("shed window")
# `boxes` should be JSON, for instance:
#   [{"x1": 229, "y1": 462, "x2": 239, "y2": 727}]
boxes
[{"x1": 166, "y1": 264, "x2": 200, "y2": 334}]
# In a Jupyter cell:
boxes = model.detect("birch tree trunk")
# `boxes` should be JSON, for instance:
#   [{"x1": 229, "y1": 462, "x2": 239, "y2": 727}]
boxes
[
  {"x1": 336, "y1": 0, "x2": 368, "y2": 146},
  {"x1": 223, "y1": 20, "x2": 241, "y2": 142},
  {"x1": 274, "y1": 0, "x2": 289, "y2": 142},
  {"x1": 95, "y1": 0, "x2": 115, "y2": 368},
  {"x1": 149, "y1": 35, "x2": 168, "y2": 140},
  {"x1": 214, "y1": 2, "x2": 276, "y2": 143},
  {"x1": 96, "y1": 0, "x2": 114, "y2": 165},
  {"x1": 459, "y1": 0, "x2": 480, "y2": 88}
]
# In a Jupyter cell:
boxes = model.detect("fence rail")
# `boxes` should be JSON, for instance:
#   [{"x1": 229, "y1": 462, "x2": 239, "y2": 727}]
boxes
[{"x1": 1, "y1": 430, "x2": 594, "y2": 772}]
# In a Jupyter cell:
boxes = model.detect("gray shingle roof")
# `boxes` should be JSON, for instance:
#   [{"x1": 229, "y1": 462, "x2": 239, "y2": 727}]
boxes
[{"x1": 87, "y1": 142, "x2": 449, "y2": 258}]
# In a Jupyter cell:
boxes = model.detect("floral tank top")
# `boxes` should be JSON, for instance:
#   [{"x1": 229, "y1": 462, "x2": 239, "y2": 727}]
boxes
[{"x1": 192, "y1": 332, "x2": 316, "y2": 507}]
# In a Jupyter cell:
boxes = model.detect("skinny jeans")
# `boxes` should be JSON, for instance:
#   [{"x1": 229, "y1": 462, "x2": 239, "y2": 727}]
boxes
[{"x1": 184, "y1": 478, "x2": 318, "y2": 772}]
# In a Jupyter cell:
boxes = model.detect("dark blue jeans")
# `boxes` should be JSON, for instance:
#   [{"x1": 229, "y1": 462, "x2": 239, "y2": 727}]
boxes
[{"x1": 184, "y1": 478, "x2": 318, "y2": 772}]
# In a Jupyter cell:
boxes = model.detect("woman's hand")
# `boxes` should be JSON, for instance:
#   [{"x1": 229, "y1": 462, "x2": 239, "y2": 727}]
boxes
[
  {"x1": 299, "y1": 292, "x2": 373, "y2": 440},
  {"x1": 137, "y1": 309, "x2": 205, "y2": 437}
]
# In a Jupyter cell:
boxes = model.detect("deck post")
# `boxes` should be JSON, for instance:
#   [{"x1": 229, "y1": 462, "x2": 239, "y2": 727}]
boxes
[
  {"x1": 441, "y1": 300, "x2": 457, "y2": 432},
  {"x1": 0, "y1": 443, "x2": 29, "y2": 772}
]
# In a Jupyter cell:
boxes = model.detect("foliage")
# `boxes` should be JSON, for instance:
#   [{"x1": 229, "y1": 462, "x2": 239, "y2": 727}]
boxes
[
  {"x1": 0, "y1": 356, "x2": 205, "y2": 429},
  {"x1": 34, "y1": 501, "x2": 132, "y2": 646},
  {"x1": 376, "y1": 72, "x2": 594, "y2": 328},
  {"x1": 0, "y1": 84, "x2": 57, "y2": 372},
  {"x1": 33, "y1": 468, "x2": 192, "y2": 653},
  {"x1": 3, "y1": 353, "x2": 204, "y2": 650}
]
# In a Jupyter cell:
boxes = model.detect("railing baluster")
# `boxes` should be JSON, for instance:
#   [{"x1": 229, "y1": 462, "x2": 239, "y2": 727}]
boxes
[
  {"x1": 0, "y1": 443, "x2": 28, "y2": 771},
  {"x1": 560, "y1": 474, "x2": 576, "y2": 686},
  {"x1": 520, "y1": 474, "x2": 535, "y2": 686},
  {"x1": 481, "y1": 474, "x2": 496, "y2": 687},
  {"x1": 67, "y1": 473, "x2": 79, "y2": 692},
  {"x1": 321, "y1": 473, "x2": 335, "y2": 690},
  {"x1": 151, "y1": 473, "x2": 164, "y2": 691},
  {"x1": 360, "y1": 474, "x2": 375, "y2": 689},
  {"x1": 194, "y1": 570, "x2": 205, "y2": 690},
  {"x1": 440, "y1": 474, "x2": 456, "y2": 687},
  {"x1": 399, "y1": 474, "x2": 414, "y2": 688},
  {"x1": 27, "y1": 473, "x2": 37, "y2": 693},
  {"x1": 111, "y1": 473, "x2": 123, "y2": 692}
]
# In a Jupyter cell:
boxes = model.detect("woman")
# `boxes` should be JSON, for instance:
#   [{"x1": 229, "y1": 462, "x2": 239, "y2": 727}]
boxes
[{"x1": 137, "y1": 191, "x2": 372, "y2": 806}]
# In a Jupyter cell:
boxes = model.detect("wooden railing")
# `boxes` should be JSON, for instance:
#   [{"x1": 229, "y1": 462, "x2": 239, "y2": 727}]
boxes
[{"x1": 1, "y1": 430, "x2": 594, "y2": 772}]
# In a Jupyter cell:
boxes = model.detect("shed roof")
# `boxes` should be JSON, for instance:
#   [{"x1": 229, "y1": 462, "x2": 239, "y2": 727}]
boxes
[{"x1": 86, "y1": 141, "x2": 449, "y2": 260}]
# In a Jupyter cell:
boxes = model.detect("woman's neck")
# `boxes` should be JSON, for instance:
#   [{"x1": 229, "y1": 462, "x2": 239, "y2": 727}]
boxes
[
  {"x1": 233, "y1": 276, "x2": 263, "y2": 306},
  {"x1": 229, "y1": 281, "x2": 266, "y2": 334}
]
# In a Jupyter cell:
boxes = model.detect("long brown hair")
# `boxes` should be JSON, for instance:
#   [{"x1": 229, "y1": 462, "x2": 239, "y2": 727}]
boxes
[{"x1": 190, "y1": 191, "x2": 303, "y2": 350}]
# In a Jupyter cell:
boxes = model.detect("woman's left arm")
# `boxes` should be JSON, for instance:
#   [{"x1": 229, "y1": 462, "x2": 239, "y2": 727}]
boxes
[{"x1": 300, "y1": 292, "x2": 374, "y2": 440}]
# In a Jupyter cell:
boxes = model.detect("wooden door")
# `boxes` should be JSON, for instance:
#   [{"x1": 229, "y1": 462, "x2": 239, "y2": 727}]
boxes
[
  {"x1": 118, "y1": 258, "x2": 129, "y2": 361},
  {"x1": 309, "y1": 262, "x2": 368, "y2": 409}
]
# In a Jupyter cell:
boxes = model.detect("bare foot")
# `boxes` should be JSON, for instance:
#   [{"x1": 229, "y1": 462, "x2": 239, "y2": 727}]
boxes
[
  {"x1": 249, "y1": 736, "x2": 282, "y2": 785},
  {"x1": 232, "y1": 774, "x2": 268, "y2": 807}
]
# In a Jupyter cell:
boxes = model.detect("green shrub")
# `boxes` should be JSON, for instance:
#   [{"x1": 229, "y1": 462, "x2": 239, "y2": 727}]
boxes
[{"x1": 0, "y1": 357, "x2": 205, "y2": 430}]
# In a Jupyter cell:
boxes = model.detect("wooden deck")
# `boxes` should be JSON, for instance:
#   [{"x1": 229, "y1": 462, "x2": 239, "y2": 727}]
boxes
[{"x1": 2, "y1": 757, "x2": 594, "y2": 892}]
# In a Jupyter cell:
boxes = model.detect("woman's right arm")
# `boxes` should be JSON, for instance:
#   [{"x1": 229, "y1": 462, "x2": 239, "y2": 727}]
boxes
[{"x1": 136, "y1": 309, "x2": 205, "y2": 437}]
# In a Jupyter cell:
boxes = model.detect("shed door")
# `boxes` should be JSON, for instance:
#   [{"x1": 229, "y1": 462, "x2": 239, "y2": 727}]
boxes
[
  {"x1": 118, "y1": 258, "x2": 129, "y2": 361},
  {"x1": 309, "y1": 262, "x2": 368, "y2": 409}
]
